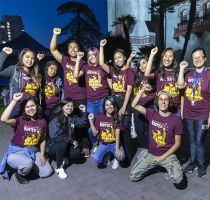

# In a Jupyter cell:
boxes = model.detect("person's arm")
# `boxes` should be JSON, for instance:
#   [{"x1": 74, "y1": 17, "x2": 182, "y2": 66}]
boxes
[
  {"x1": 126, "y1": 51, "x2": 137, "y2": 67},
  {"x1": 88, "y1": 113, "x2": 98, "y2": 136},
  {"x1": 39, "y1": 139, "x2": 46, "y2": 166},
  {"x1": 144, "y1": 47, "x2": 158, "y2": 79},
  {"x1": 115, "y1": 128, "x2": 122, "y2": 158},
  {"x1": 154, "y1": 135, "x2": 181, "y2": 163},
  {"x1": 180, "y1": 95, "x2": 184, "y2": 120},
  {"x1": 73, "y1": 52, "x2": 85, "y2": 78},
  {"x1": 73, "y1": 105, "x2": 88, "y2": 128},
  {"x1": 1, "y1": 93, "x2": 23, "y2": 126},
  {"x1": 0, "y1": 47, "x2": 12, "y2": 71},
  {"x1": 99, "y1": 39, "x2": 110, "y2": 74},
  {"x1": 50, "y1": 28, "x2": 62, "y2": 63},
  {"x1": 177, "y1": 61, "x2": 188, "y2": 89}
]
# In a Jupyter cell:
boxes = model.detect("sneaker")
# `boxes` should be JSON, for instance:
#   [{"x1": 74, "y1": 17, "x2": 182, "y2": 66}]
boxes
[
  {"x1": 15, "y1": 172, "x2": 29, "y2": 184},
  {"x1": 55, "y1": 167, "x2": 68, "y2": 179},
  {"x1": 83, "y1": 148, "x2": 90, "y2": 158},
  {"x1": 197, "y1": 165, "x2": 206, "y2": 177},
  {"x1": 112, "y1": 159, "x2": 119, "y2": 170},
  {"x1": 184, "y1": 162, "x2": 197, "y2": 173},
  {"x1": 91, "y1": 146, "x2": 98, "y2": 156}
]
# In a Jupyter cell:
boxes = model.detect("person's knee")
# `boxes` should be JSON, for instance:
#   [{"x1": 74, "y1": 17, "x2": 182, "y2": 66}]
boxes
[
  {"x1": 39, "y1": 164, "x2": 53, "y2": 178},
  {"x1": 171, "y1": 172, "x2": 183, "y2": 184}
]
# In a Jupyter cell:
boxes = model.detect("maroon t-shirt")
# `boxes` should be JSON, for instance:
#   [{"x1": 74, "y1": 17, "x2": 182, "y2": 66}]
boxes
[
  {"x1": 110, "y1": 67, "x2": 135, "y2": 96},
  {"x1": 133, "y1": 76, "x2": 156, "y2": 106},
  {"x1": 61, "y1": 55, "x2": 86, "y2": 99},
  {"x1": 183, "y1": 69, "x2": 210, "y2": 120},
  {"x1": 95, "y1": 113, "x2": 121, "y2": 144},
  {"x1": 11, "y1": 116, "x2": 47, "y2": 147},
  {"x1": 145, "y1": 108, "x2": 183, "y2": 156},
  {"x1": 154, "y1": 70, "x2": 181, "y2": 107},
  {"x1": 43, "y1": 80, "x2": 59, "y2": 108},
  {"x1": 81, "y1": 64, "x2": 109, "y2": 101}
]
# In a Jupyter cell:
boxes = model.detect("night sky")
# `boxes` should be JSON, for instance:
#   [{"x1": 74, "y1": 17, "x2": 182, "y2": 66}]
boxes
[{"x1": 0, "y1": 0, "x2": 108, "y2": 48}]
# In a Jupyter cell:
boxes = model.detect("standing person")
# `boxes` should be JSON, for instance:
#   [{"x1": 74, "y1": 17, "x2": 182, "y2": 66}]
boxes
[
  {"x1": 130, "y1": 87, "x2": 183, "y2": 185},
  {"x1": 74, "y1": 48, "x2": 109, "y2": 154},
  {"x1": 46, "y1": 98, "x2": 88, "y2": 179},
  {"x1": 145, "y1": 47, "x2": 181, "y2": 115},
  {"x1": 0, "y1": 47, "x2": 41, "y2": 116},
  {"x1": 41, "y1": 61, "x2": 63, "y2": 121},
  {"x1": 99, "y1": 39, "x2": 136, "y2": 165},
  {"x1": 88, "y1": 96, "x2": 125, "y2": 169},
  {"x1": 177, "y1": 48, "x2": 210, "y2": 177},
  {"x1": 50, "y1": 28, "x2": 90, "y2": 156},
  {"x1": 0, "y1": 93, "x2": 52, "y2": 184},
  {"x1": 132, "y1": 56, "x2": 156, "y2": 148}
]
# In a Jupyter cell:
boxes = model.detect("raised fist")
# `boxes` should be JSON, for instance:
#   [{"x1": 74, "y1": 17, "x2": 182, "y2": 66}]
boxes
[
  {"x1": 13, "y1": 93, "x2": 23, "y2": 101},
  {"x1": 2, "y1": 47, "x2": 13, "y2": 55},
  {"x1": 150, "y1": 47, "x2": 158, "y2": 56},
  {"x1": 88, "y1": 113, "x2": 94, "y2": 120},
  {"x1": 100, "y1": 39, "x2": 107, "y2": 47},
  {"x1": 37, "y1": 53, "x2": 45, "y2": 61},
  {"x1": 179, "y1": 61, "x2": 188, "y2": 69},
  {"x1": 53, "y1": 28, "x2": 61, "y2": 35},
  {"x1": 77, "y1": 52, "x2": 84, "y2": 59}
]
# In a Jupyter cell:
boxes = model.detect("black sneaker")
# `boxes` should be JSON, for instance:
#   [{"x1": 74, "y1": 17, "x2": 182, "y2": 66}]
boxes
[
  {"x1": 197, "y1": 165, "x2": 206, "y2": 177},
  {"x1": 184, "y1": 162, "x2": 197, "y2": 173},
  {"x1": 15, "y1": 172, "x2": 29, "y2": 184}
]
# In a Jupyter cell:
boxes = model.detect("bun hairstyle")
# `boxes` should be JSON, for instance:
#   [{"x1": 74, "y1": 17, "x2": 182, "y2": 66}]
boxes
[{"x1": 154, "y1": 90, "x2": 173, "y2": 110}]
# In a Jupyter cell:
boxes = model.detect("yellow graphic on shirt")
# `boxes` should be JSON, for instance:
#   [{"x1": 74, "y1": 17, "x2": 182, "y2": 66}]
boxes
[
  {"x1": 163, "y1": 83, "x2": 179, "y2": 97},
  {"x1": 88, "y1": 73, "x2": 102, "y2": 91},
  {"x1": 113, "y1": 76, "x2": 126, "y2": 93},
  {"x1": 24, "y1": 130, "x2": 41, "y2": 147},
  {"x1": 185, "y1": 84, "x2": 203, "y2": 102},
  {"x1": 44, "y1": 83, "x2": 56, "y2": 99},
  {"x1": 66, "y1": 71, "x2": 77, "y2": 84},
  {"x1": 101, "y1": 128, "x2": 116, "y2": 143},
  {"x1": 133, "y1": 86, "x2": 147, "y2": 98},
  {"x1": 152, "y1": 128, "x2": 166, "y2": 147},
  {"x1": 25, "y1": 82, "x2": 39, "y2": 96}
]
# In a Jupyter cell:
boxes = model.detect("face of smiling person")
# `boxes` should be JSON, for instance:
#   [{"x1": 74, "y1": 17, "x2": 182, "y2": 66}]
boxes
[
  {"x1": 22, "y1": 51, "x2": 35, "y2": 69},
  {"x1": 25, "y1": 100, "x2": 37, "y2": 117},
  {"x1": 88, "y1": 51, "x2": 97, "y2": 65},
  {"x1": 68, "y1": 42, "x2": 79, "y2": 58},
  {"x1": 192, "y1": 50, "x2": 206, "y2": 69},
  {"x1": 162, "y1": 49, "x2": 174, "y2": 69},
  {"x1": 138, "y1": 58, "x2": 148, "y2": 73},
  {"x1": 105, "y1": 100, "x2": 114, "y2": 115},
  {"x1": 157, "y1": 94, "x2": 170, "y2": 112},
  {"x1": 62, "y1": 102, "x2": 74, "y2": 117},
  {"x1": 114, "y1": 52, "x2": 126, "y2": 68},
  {"x1": 47, "y1": 65, "x2": 58, "y2": 78}
]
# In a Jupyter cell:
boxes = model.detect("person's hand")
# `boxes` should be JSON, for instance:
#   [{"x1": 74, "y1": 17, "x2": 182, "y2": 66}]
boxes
[
  {"x1": 79, "y1": 104, "x2": 86, "y2": 112},
  {"x1": 39, "y1": 155, "x2": 46, "y2": 166},
  {"x1": 118, "y1": 106, "x2": 126, "y2": 117},
  {"x1": 115, "y1": 149, "x2": 122, "y2": 159},
  {"x1": 2, "y1": 47, "x2": 13, "y2": 55},
  {"x1": 130, "y1": 51, "x2": 137, "y2": 59},
  {"x1": 100, "y1": 39, "x2": 107, "y2": 47},
  {"x1": 154, "y1": 155, "x2": 165, "y2": 164},
  {"x1": 88, "y1": 113, "x2": 94, "y2": 120},
  {"x1": 179, "y1": 61, "x2": 188, "y2": 70},
  {"x1": 73, "y1": 140, "x2": 78, "y2": 148},
  {"x1": 143, "y1": 84, "x2": 153, "y2": 92},
  {"x1": 13, "y1": 93, "x2": 23, "y2": 102},
  {"x1": 77, "y1": 52, "x2": 84, "y2": 60},
  {"x1": 150, "y1": 47, "x2": 158, "y2": 57},
  {"x1": 37, "y1": 53, "x2": 45, "y2": 61},
  {"x1": 53, "y1": 28, "x2": 61, "y2": 35}
]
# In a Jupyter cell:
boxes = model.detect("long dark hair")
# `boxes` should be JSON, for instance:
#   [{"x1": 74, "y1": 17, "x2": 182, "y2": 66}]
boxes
[
  {"x1": 103, "y1": 96, "x2": 120, "y2": 130},
  {"x1": 20, "y1": 96, "x2": 42, "y2": 120},
  {"x1": 52, "y1": 98, "x2": 74, "y2": 134},
  {"x1": 159, "y1": 48, "x2": 179, "y2": 81},
  {"x1": 43, "y1": 61, "x2": 58, "y2": 83},
  {"x1": 112, "y1": 48, "x2": 127, "y2": 75}
]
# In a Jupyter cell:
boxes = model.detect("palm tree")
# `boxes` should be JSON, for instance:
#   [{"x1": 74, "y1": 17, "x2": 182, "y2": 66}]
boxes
[{"x1": 57, "y1": 1, "x2": 102, "y2": 50}]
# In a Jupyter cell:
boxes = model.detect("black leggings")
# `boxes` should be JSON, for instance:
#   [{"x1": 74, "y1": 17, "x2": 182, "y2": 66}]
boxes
[{"x1": 47, "y1": 142, "x2": 81, "y2": 168}]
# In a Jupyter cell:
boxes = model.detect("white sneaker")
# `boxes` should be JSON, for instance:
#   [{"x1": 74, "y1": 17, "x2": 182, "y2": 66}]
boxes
[
  {"x1": 55, "y1": 167, "x2": 68, "y2": 179},
  {"x1": 112, "y1": 159, "x2": 119, "y2": 169}
]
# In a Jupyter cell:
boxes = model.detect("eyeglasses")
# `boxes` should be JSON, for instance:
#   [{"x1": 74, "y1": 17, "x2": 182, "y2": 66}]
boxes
[
  {"x1": 192, "y1": 56, "x2": 205, "y2": 61},
  {"x1": 158, "y1": 98, "x2": 169, "y2": 103}
]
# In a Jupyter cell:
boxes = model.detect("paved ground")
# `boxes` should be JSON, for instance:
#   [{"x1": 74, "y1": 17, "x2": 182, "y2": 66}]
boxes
[{"x1": 0, "y1": 121, "x2": 210, "y2": 200}]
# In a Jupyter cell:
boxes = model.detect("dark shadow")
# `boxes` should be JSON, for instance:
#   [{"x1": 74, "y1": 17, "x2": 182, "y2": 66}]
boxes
[{"x1": 174, "y1": 173, "x2": 188, "y2": 190}]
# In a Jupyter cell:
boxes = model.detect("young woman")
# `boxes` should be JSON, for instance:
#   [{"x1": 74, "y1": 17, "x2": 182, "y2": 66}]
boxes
[
  {"x1": 41, "y1": 61, "x2": 63, "y2": 120},
  {"x1": 0, "y1": 47, "x2": 41, "y2": 116},
  {"x1": 177, "y1": 48, "x2": 210, "y2": 177},
  {"x1": 145, "y1": 47, "x2": 181, "y2": 115},
  {"x1": 99, "y1": 39, "x2": 135, "y2": 164},
  {"x1": 88, "y1": 96, "x2": 124, "y2": 169},
  {"x1": 130, "y1": 87, "x2": 183, "y2": 185},
  {"x1": 0, "y1": 93, "x2": 52, "y2": 184},
  {"x1": 74, "y1": 47, "x2": 109, "y2": 154},
  {"x1": 50, "y1": 28, "x2": 89, "y2": 156},
  {"x1": 132, "y1": 56, "x2": 156, "y2": 148},
  {"x1": 46, "y1": 98, "x2": 88, "y2": 179}
]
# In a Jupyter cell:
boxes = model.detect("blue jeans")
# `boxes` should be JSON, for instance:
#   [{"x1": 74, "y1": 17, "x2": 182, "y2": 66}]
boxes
[
  {"x1": 93, "y1": 143, "x2": 125, "y2": 164},
  {"x1": 87, "y1": 98, "x2": 105, "y2": 145},
  {"x1": 185, "y1": 119, "x2": 207, "y2": 166}
]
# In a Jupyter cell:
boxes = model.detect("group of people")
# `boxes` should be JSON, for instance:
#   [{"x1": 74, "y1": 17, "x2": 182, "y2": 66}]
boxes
[{"x1": 0, "y1": 27, "x2": 209, "y2": 188}]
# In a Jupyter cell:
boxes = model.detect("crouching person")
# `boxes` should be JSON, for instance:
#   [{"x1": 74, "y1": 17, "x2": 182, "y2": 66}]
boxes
[
  {"x1": 0, "y1": 93, "x2": 53, "y2": 184},
  {"x1": 130, "y1": 87, "x2": 184, "y2": 186}
]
